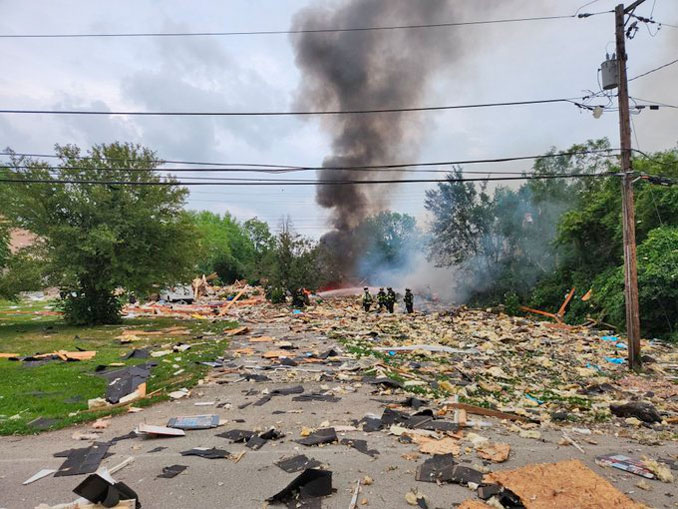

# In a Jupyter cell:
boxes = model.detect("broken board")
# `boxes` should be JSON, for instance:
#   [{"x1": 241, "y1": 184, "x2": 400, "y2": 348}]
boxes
[{"x1": 484, "y1": 459, "x2": 645, "y2": 509}]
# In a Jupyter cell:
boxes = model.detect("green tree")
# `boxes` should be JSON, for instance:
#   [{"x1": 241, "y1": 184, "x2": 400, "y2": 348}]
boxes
[
  {"x1": 243, "y1": 217, "x2": 275, "y2": 282},
  {"x1": 244, "y1": 217, "x2": 274, "y2": 258},
  {"x1": 425, "y1": 166, "x2": 494, "y2": 268},
  {"x1": 355, "y1": 211, "x2": 420, "y2": 273},
  {"x1": 595, "y1": 227, "x2": 678, "y2": 340},
  {"x1": 189, "y1": 211, "x2": 257, "y2": 283},
  {"x1": 0, "y1": 143, "x2": 198, "y2": 324},
  {"x1": 544, "y1": 147, "x2": 678, "y2": 331},
  {"x1": 266, "y1": 218, "x2": 321, "y2": 295},
  {"x1": 425, "y1": 140, "x2": 618, "y2": 305}
]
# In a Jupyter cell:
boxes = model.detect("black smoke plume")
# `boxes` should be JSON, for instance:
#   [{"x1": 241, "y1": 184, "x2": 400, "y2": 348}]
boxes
[{"x1": 291, "y1": 0, "x2": 460, "y2": 278}]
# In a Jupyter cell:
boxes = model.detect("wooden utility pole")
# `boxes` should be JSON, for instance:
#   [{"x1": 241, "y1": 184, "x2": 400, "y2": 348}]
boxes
[{"x1": 615, "y1": 2, "x2": 643, "y2": 370}]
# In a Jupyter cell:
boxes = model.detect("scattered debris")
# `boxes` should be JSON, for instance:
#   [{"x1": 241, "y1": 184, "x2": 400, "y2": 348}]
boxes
[
  {"x1": 609, "y1": 401, "x2": 662, "y2": 423},
  {"x1": 596, "y1": 454, "x2": 656, "y2": 479},
  {"x1": 405, "y1": 489, "x2": 428, "y2": 507},
  {"x1": 54, "y1": 443, "x2": 111, "y2": 477},
  {"x1": 349, "y1": 479, "x2": 361, "y2": 509},
  {"x1": 296, "y1": 427, "x2": 338, "y2": 446},
  {"x1": 72, "y1": 431, "x2": 101, "y2": 441},
  {"x1": 168, "y1": 388, "x2": 189, "y2": 400},
  {"x1": 293, "y1": 393, "x2": 341, "y2": 403},
  {"x1": 180, "y1": 447, "x2": 230, "y2": 460},
  {"x1": 416, "y1": 436, "x2": 461, "y2": 456},
  {"x1": 476, "y1": 442, "x2": 511, "y2": 463},
  {"x1": 136, "y1": 424, "x2": 186, "y2": 437},
  {"x1": 266, "y1": 469, "x2": 333, "y2": 506},
  {"x1": 442, "y1": 402, "x2": 533, "y2": 423},
  {"x1": 157, "y1": 465, "x2": 188, "y2": 479},
  {"x1": 98, "y1": 364, "x2": 153, "y2": 404},
  {"x1": 643, "y1": 458, "x2": 674, "y2": 483},
  {"x1": 73, "y1": 472, "x2": 140, "y2": 508},
  {"x1": 22, "y1": 469, "x2": 56, "y2": 485},
  {"x1": 92, "y1": 418, "x2": 110, "y2": 430},
  {"x1": 486, "y1": 459, "x2": 645, "y2": 508},
  {"x1": 415, "y1": 454, "x2": 457, "y2": 483},
  {"x1": 216, "y1": 429, "x2": 255, "y2": 442},
  {"x1": 123, "y1": 349, "x2": 149, "y2": 360},
  {"x1": 167, "y1": 414, "x2": 220, "y2": 430},
  {"x1": 275, "y1": 455, "x2": 322, "y2": 473},
  {"x1": 340, "y1": 438, "x2": 379, "y2": 458},
  {"x1": 225, "y1": 326, "x2": 249, "y2": 336}
]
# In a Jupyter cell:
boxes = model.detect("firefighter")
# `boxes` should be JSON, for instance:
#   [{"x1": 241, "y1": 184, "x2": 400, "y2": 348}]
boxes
[
  {"x1": 362, "y1": 287, "x2": 373, "y2": 312},
  {"x1": 377, "y1": 288, "x2": 387, "y2": 312},
  {"x1": 291, "y1": 288, "x2": 309, "y2": 308},
  {"x1": 386, "y1": 287, "x2": 396, "y2": 313},
  {"x1": 404, "y1": 288, "x2": 414, "y2": 314}
]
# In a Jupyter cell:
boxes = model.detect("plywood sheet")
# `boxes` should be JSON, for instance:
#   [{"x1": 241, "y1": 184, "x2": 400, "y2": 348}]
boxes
[{"x1": 485, "y1": 459, "x2": 645, "y2": 509}]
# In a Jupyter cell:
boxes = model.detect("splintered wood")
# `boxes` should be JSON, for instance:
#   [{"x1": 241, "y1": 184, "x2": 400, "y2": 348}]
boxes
[
  {"x1": 412, "y1": 436, "x2": 461, "y2": 456},
  {"x1": 224, "y1": 326, "x2": 249, "y2": 336},
  {"x1": 249, "y1": 336, "x2": 275, "y2": 343},
  {"x1": 443, "y1": 402, "x2": 531, "y2": 423},
  {"x1": 118, "y1": 326, "x2": 190, "y2": 341},
  {"x1": 485, "y1": 460, "x2": 645, "y2": 509},
  {"x1": 458, "y1": 502, "x2": 493, "y2": 509},
  {"x1": 475, "y1": 442, "x2": 510, "y2": 463}
]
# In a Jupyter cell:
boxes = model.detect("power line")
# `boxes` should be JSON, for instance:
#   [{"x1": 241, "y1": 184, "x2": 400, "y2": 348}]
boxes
[
  {"x1": 0, "y1": 98, "x2": 586, "y2": 117},
  {"x1": 0, "y1": 151, "x2": 300, "y2": 170},
  {"x1": 629, "y1": 57, "x2": 678, "y2": 81},
  {"x1": 0, "y1": 12, "x2": 612, "y2": 40},
  {"x1": 2, "y1": 165, "x2": 527, "y2": 175},
  {"x1": 0, "y1": 173, "x2": 616, "y2": 187},
  {"x1": 0, "y1": 148, "x2": 621, "y2": 174},
  {"x1": 629, "y1": 96, "x2": 678, "y2": 108}
]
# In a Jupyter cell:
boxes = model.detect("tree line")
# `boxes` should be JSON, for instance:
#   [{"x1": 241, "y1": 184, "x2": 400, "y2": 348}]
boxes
[{"x1": 0, "y1": 140, "x2": 675, "y2": 340}]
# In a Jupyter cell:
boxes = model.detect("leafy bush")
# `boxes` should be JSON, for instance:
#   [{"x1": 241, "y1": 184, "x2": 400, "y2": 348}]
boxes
[
  {"x1": 595, "y1": 227, "x2": 678, "y2": 339},
  {"x1": 266, "y1": 286, "x2": 286, "y2": 304},
  {"x1": 503, "y1": 291, "x2": 521, "y2": 316},
  {"x1": 60, "y1": 291, "x2": 123, "y2": 325}
]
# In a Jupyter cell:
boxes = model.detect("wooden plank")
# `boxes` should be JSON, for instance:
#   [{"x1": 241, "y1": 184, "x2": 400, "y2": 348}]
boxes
[
  {"x1": 445, "y1": 402, "x2": 534, "y2": 423},
  {"x1": 219, "y1": 288, "x2": 247, "y2": 316},
  {"x1": 557, "y1": 287, "x2": 576, "y2": 318},
  {"x1": 519, "y1": 306, "x2": 559, "y2": 320}
]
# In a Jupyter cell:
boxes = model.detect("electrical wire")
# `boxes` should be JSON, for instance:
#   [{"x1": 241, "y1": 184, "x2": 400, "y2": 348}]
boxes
[
  {"x1": 0, "y1": 151, "x2": 301, "y2": 170},
  {"x1": 629, "y1": 57, "x2": 678, "y2": 81},
  {"x1": 0, "y1": 173, "x2": 617, "y2": 187},
  {"x1": 0, "y1": 98, "x2": 588, "y2": 117},
  {"x1": 574, "y1": 0, "x2": 605, "y2": 16},
  {"x1": 629, "y1": 97, "x2": 678, "y2": 108},
  {"x1": 0, "y1": 13, "x2": 612, "y2": 39},
  {"x1": 0, "y1": 148, "x2": 621, "y2": 174}
]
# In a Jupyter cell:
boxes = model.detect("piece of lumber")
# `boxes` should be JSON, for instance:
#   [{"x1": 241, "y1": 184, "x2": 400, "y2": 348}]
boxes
[
  {"x1": 519, "y1": 306, "x2": 560, "y2": 321},
  {"x1": 557, "y1": 287, "x2": 576, "y2": 318},
  {"x1": 219, "y1": 288, "x2": 247, "y2": 315},
  {"x1": 445, "y1": 402, "x2": 533, "y2": 423}
]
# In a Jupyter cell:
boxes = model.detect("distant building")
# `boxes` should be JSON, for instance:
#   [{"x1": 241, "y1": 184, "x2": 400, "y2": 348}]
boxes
[{"x1": 9, "y1": 228, "x2": 37, "y2": 253}]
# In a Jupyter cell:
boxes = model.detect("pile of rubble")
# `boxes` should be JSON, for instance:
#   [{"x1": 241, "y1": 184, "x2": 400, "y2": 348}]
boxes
[{"x1": 21, "y1": 292, "x2": 677, "y2": 508}]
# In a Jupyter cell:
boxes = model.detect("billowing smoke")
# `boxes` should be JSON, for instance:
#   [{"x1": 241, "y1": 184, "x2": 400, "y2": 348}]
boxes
[{"x1": 291, "y1": 0, "x2": 460, "y2": 277}]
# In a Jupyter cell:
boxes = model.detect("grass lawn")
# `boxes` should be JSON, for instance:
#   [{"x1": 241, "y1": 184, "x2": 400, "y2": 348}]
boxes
[{"x1": 0, "y1": 299, "x2": 236, "y2": 435}]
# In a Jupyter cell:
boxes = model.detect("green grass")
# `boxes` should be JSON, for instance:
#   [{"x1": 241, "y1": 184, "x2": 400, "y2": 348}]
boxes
[{"x1": 0, "y1": 299, "x2": 236, "y2": 435}]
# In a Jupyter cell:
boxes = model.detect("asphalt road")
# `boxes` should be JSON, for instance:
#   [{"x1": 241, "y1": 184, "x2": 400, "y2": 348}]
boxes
[{"x1": 1, "y1": 321, "x2": 676, "y2": 509}]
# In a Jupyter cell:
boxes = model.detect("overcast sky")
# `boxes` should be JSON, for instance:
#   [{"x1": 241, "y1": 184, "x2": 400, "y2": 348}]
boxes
[{"x1": 1, "y1": 0, "x2": 676, "y2": 236}]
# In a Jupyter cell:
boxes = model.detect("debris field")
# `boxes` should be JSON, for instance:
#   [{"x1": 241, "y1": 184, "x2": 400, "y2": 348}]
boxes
[{"x1": 1, "y1": 289, "x2": 677, "y2": 508}]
